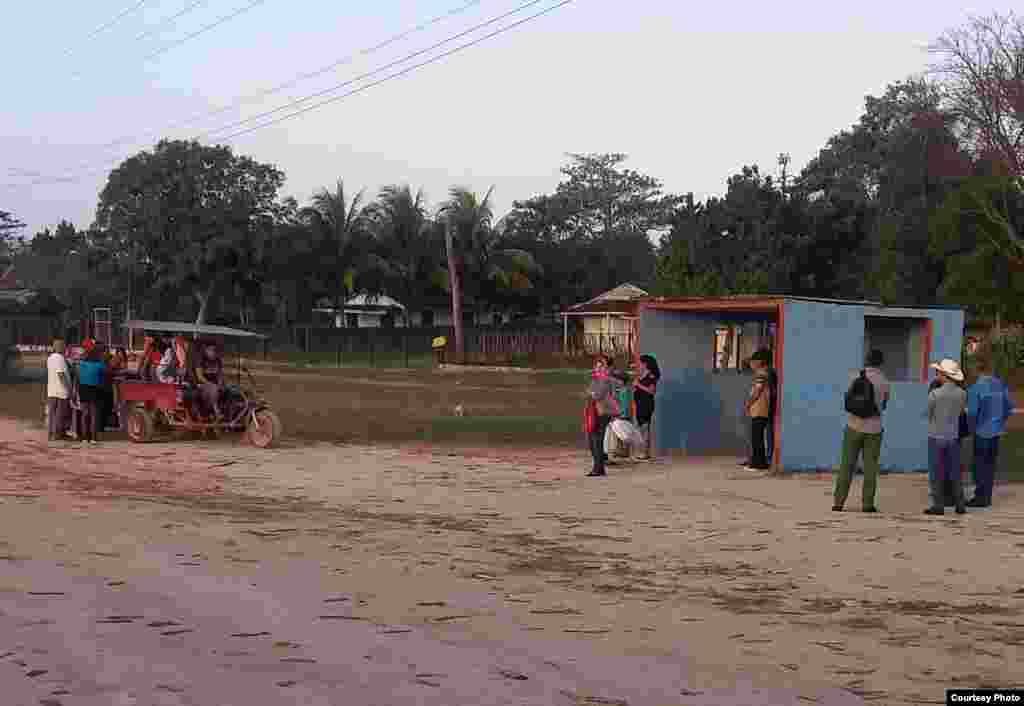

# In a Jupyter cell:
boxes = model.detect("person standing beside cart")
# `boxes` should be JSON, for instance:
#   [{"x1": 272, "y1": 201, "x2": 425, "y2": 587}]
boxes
[
  {"x1": 76, "y1": 345, "x2": 106, "y2": 445},
  {"x1": 45, "y1": 338, "x2": 72, "y2": 442}
]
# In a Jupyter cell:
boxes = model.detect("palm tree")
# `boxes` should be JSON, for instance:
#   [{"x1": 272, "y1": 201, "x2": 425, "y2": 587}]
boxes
[
  {"x1": 440, "y1": 186, "x2": 542, "y2": 359},
  {"x1": 374, "y1": 184, "x2": 432, "y2": 326},
  {"x1": 439, "y1": 187, "x2": 489, "y2": 359},
  {"x1": 302, "y1": 180, "x2": 371, "y2": 325}
]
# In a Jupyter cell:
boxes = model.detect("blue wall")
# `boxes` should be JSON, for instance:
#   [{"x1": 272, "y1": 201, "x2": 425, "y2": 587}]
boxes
[
  {"x1": 641, "y1": 301, "x2": 965, "y2": 472},
  {"x1": 777, "y1": 301, "x2": 866, "y2": 471},
  {"x1": 639, "y1": 309, "x2": 774, "y2": 456},
  {"x1": 779, "y1": 301, "x2": 965, "y2": 472}
]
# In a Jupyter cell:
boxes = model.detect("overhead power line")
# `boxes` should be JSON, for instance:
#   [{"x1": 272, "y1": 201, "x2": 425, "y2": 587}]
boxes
[
  {"x1": 3, "y1": 0, "x2": 575, "y2": 190},
  {"x1": 63, "y1": 0, "x2": 159, "y2": 59},
  {"x1": 139, "y1": 0, "x2": 268, "y2": 63},
  {"x1": 200, "y1": 0, "x2": 551, "y2": 141},
  {"x1": 70, "y1": 0, "x2": 269, "y2": 79},
  {"x1": 133, "y1": 0, "x2": 213, "y2": 45},
  {"x1": 105, "y1": 0, "x2": 482, "y2": 152},
  {"x1": 216, "y1": 0, "x2": 575, "y2": 143},
  {"x1": 10, "y1": 0, "x2": 483, "y2": 178}
]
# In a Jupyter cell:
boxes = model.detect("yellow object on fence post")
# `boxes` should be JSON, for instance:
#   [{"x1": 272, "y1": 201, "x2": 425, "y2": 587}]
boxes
[{"x1": 432, "y1": 336, "x2": 448, "y2": 366}]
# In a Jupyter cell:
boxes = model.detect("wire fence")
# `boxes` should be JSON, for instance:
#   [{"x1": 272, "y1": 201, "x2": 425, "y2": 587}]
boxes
[{"x1": 9, "y1": 314, "x2": 637, "y2": 368}]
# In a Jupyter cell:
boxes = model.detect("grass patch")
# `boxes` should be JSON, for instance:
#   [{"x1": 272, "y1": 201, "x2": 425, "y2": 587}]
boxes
[
  {"x1": 534, "y1": 369, "x2": 591, "y2": 385},
  {"x1": 271, "y1": 351, "x2": 435, "y2": 369}
]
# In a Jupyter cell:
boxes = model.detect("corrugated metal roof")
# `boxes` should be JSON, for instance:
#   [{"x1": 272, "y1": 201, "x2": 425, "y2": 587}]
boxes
[
  {"x1": 0, "y1": 288, "x2": 38, "y2": 306},
  {"x1": 564, "y1": 283, "x2": 649, "y2": 313},
  {"x1": 345, "y1": 294, "x2": 406, "y2": 310},
  {"x1": 643, "y1": 294, "x2": 963, "y2": 311},
  {"x1": 122, "y1": 320, "x2": 267, "y2": 339}
]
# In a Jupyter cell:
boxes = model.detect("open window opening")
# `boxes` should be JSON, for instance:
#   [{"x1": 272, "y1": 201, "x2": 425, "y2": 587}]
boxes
[
  {"x1": 863, "y1": 316, "x2": 929, "y2": 382},
  {"x1": 712, "y1": 321, "x2": 776, "y2": 372}
]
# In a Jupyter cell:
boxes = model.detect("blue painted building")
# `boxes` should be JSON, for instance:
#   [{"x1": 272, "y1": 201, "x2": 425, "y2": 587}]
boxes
[{"x1": 638, "y1": 297, "x2": 965, "y2": 472}]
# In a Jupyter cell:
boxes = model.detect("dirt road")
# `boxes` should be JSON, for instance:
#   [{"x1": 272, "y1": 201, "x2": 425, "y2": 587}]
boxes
[{"x1": 1, "y1": 417, "x2": 1022, "y2": 705}]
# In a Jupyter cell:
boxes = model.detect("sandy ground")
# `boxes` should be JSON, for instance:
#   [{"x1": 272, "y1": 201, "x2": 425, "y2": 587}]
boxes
[{"x1": 1, "y1": 417, "x2": 1023, "y2": 706}]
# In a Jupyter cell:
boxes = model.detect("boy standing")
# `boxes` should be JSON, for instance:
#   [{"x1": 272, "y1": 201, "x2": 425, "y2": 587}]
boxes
[{"x1": 744, "y1": 353, "x2": 772, "y2": 470}]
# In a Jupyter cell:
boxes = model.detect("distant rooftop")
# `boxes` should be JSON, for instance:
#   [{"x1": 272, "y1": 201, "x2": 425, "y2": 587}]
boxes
[
  {"x1": 643, "y1": 294, "x2": 964, "y2": 310},
  {"x1": 564, "y1": 283, "x2": 649, "y2": 314}
]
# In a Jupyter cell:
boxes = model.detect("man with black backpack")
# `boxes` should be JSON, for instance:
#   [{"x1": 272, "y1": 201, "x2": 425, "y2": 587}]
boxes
[{"x1": 833, "y1": 349, "x2": 890, "y2": 513}]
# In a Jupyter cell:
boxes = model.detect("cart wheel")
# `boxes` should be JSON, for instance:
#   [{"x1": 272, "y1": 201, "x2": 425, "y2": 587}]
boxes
[
  {"x1": 246, "y1": 409, "x2": 281, "y2": 449},
  {"x1": 127, "y1": 407, "x2": 155, "y2": 443}
]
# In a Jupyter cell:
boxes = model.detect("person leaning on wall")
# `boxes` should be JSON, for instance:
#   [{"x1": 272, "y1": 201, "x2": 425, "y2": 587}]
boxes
[{"x1": 742, "y1": 352, "x2": 773, "y2": 471}]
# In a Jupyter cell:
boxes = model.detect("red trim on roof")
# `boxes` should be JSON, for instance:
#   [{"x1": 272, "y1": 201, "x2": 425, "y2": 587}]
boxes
[{"x1": 642, "y1": 298, "x2": 784, "y2": 313}]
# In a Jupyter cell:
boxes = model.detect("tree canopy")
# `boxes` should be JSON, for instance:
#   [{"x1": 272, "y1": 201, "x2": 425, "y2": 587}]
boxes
[
  {"x1": 12, "y1": 11, "x2": 1024, "y2": 332},
  {"x1": 94, "y1": 139, "x2": 286, "y2": 325}
]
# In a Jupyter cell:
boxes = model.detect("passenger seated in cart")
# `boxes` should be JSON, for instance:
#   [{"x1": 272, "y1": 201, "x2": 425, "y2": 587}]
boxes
[
  {"x1": 196, "y1": 342, "x2": 224, "y2": 419},
  {"x1": 156, "y1": 339, "x2": 179, "y2": 383},
  {"x1": 169, "y1": 336, "x2": 208, "y2": 420},
  {"x1": 138, "y1": 336, "x2": 164, "y2": 381}
]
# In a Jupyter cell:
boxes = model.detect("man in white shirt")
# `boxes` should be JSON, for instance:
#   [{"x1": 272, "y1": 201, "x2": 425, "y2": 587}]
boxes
[{"x1": 46, "y1": 338, "x2": 71, "y2": 441}]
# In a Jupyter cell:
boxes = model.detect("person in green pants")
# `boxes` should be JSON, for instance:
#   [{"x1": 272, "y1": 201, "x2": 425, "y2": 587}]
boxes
[{"x1": 834, "y1": 350, "x2": 891, "y2": 512}]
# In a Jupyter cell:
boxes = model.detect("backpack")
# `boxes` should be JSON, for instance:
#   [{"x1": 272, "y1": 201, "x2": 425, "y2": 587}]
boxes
[{"x1": 845, "y1": 370, "x2": 880, "y2": 418}]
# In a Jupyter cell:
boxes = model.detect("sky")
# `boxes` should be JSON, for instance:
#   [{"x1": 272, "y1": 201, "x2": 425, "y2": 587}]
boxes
[{"x1": 1, "y1": 0, "x2": 1017, "y2": 238}]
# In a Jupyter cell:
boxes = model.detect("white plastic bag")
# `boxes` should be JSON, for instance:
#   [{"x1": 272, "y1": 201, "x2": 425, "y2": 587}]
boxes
[{"x1": 609, "y1": 419, "x2": 643, "y2": 450}]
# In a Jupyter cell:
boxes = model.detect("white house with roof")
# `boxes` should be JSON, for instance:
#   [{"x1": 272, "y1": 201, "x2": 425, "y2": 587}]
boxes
[{"x1": 313, "y1": 292, "x2": 523, "y2": 329}]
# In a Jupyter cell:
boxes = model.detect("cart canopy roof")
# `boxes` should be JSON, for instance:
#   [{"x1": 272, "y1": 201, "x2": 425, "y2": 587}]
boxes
[{"x1": 123, "y1": 320, "x2": 268, "y2": 339}]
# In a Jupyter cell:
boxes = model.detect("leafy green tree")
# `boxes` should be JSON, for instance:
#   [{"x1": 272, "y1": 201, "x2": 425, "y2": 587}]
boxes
[
  {"x1": 531, "y1": 153, "x2": 680, "y2": 240},
  {"x1": 506, "y1": 153, "x2": 672, "y2": 308},
  {"x1": 301, "y1": 179, "x2": 380, "y2": 321},
  {"x1": 792, "y1": 79, "x2": 964, "y2": 304},
  {"x1": 657, "y1": 167, "x2": 802, "y2": 296},
  {"x1": 15, "y1": 221, "x2": 119, "y2": 333},
  {"x1": 438, "y1": 187, "x2": 489, "y2": 357},
  {"x1": 262, "y1": 198, "x2": 320, "y2": 329},
  {"x1": 0, "y1": 210, "x2": 26, "y2": 263},
  {"x1": 439, "y1": 186, "x2": 541, "y2": 355},
  {"x1": 370, "y1": 185, "x2": 441, "y2": 326},
  {"x1": 95, "y1": 139, "x2": 286, "y2": 325},
  {"x1": 931, "y1": 167, "x2": 1024, "y2": 326},
  {"x1": 654, "y1": 236, "x2": 723, "y2": 296}
]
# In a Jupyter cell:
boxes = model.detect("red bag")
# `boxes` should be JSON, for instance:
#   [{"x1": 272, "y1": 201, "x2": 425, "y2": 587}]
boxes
[{"x1": 583, "y1": 399, "x2": 597, "y2": 433}]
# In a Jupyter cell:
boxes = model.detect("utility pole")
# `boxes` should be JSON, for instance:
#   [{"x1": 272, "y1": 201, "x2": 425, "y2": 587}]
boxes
[
  {"x1": 127, "y1": 236, "x2": 135, "y2": 351},
  {"x1": 777, "y1": 153, "x2": 791, "y2": 199}
]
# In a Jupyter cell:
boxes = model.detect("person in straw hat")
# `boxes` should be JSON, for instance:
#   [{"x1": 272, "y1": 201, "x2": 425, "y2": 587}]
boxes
[{"x1": 925, "y1": 358, "x2": 967, "y2": 515}]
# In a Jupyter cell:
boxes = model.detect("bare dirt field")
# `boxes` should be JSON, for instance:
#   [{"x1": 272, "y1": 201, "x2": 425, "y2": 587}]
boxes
[
  {"x1": 5, "y1": 355, "x2": 586, "y2": 446},
  {"x1": 2, "y1": 399, "x2": 1023, "y2": 706}
]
